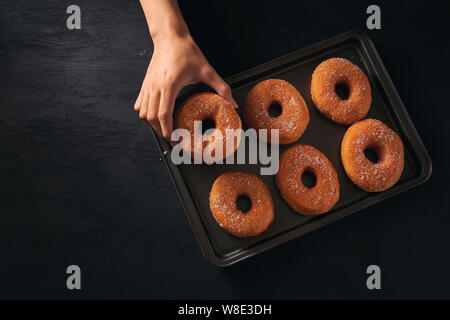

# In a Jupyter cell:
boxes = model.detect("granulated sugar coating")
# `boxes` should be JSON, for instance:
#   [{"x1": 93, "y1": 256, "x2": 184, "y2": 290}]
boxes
[
  {"x1": 209, "y1": 172, "x2": 274, "y2": 238},
  {"x1": 311, "y1": 57, "x2": 371, "y2": 124},
  {"x1": 341, "y1": 118, "x2": 404, "y2": 192},
  {"x1": 174, "y1": 92, "x2": 242, "y2": 162},
  {"x1": 243, "y1": 79, "x2": 309, "y2": 144},
  {"x1": 275, "y1": 144, "x2": 340, "y2": 215}
]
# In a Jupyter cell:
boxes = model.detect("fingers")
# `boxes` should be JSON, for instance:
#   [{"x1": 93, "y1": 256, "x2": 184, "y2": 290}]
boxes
[
  {"x1": 158, "y1": 86, "x2": 178, "y2": 140},
  {"x1": 134, "y1": 92, "x2": 143, "y2": 112},
  {"x1": 147, "y1": 90, "x2": 162, "y2": 137},
  {"x1": 139, "y1": 92, "x2": 149, "y2": 120},
  {"x1": 134, "y1": 66, "x2": 234, "y2": 142},
  {"x1": 202, "y1": 68, "x2": 238, "y2": 108},
  {"x1": 134, "y1": 89, "x2": 162, "y2": 137},
  {"x1": 134, "y1": 87, "x2": 175, "y2": 140}
]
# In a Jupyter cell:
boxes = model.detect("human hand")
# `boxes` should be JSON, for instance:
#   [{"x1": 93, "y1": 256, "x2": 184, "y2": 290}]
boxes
[{"x1": 134, "y1": 34, "x2": 237, "y2": 140}]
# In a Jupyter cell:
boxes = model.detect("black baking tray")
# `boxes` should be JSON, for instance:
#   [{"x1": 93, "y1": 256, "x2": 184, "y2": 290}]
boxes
[{"x1": 153, "y1": 31, "x2": 432, "y2": 266}]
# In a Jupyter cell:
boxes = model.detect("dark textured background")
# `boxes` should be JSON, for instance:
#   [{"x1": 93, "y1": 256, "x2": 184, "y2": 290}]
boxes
[{"x1": 1, "y1": 0, "x2": 449, "y2": 299}]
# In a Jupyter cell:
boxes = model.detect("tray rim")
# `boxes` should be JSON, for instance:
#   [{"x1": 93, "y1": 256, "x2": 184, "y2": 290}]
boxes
[{"x1": 153, "y1": 30, "x2": 432, "y2": 267}]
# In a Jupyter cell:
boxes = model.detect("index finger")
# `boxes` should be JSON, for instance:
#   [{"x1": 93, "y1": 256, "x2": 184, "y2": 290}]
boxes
[{"x1": 158, "y1": 86, "x2": 178, "y2": 141}]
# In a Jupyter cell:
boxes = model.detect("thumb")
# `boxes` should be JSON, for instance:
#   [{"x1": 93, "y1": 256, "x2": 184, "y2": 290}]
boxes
[{"x1": 202, "y1": 67, "x2": 238, "y2": 108}]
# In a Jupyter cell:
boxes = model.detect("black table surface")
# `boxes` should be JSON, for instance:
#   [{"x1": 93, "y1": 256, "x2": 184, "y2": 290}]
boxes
[{"x1": 1, "y1": 0, "x2": 449, "y2": 299}]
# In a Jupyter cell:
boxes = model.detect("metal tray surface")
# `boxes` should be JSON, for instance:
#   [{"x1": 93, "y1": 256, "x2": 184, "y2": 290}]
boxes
[{"x1": 153, "y1": 31, "x2": 432, "y2": 266}]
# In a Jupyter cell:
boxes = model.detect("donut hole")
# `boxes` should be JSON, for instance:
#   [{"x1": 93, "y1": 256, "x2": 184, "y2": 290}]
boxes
[
  {"x1": 335, "y1": 82, "x2": 350, "y2": 100},
  {"x1": 236, "y1": 194, "x2": 252, "y2": 213},
  {"x1": 364, "y1": 146, "x2": 380, "y2": 163},
  {"x1": 268, "y1": 101, "x2": 282, "y2": 118},
  {"x1": 201, "y1": 118, "x2": 216, "y2": 135},
  {"x1": 301, "y1": 169, "x2": 317, "y2": 188}
]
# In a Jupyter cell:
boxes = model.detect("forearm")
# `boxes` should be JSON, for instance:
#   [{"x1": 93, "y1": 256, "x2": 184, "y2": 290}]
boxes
[
  {"x1": 139, "y1": 0, "x2": 190, "y2": 43},
  {"x1": 134, "y1": 0, "x2": 237, "y2": 139}
]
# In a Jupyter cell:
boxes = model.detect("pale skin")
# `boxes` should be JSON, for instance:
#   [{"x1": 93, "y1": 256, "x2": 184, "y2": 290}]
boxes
[{"x1": 135, "y1": 0, "x2": 238, "y2": 140}]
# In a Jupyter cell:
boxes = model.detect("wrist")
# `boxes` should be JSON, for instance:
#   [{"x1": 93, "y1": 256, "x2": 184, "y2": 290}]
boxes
[{"x1": 150, "y1": 20, "x2": 191, "y2": 45}]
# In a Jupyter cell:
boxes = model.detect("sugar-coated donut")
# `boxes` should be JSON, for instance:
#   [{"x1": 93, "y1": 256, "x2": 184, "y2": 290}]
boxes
[
  {"x1": 210, "y1": 172, "x2": 274, "y2": 238},
  {"x1": 275, "y1": 144, "x2": 340, "y2": 215},
  {"x1": 243, "y1": 79, "x2": 309, "y2": 144},
  {"x1": 311, "y1": 58, "x2": 371, "y2": 124},
  {"x1": 341, "y1": 118, "x2": 404, "y2": 192},
  {"x1": 174, "y1": 92, "x2": 242, "y2": 162}
]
